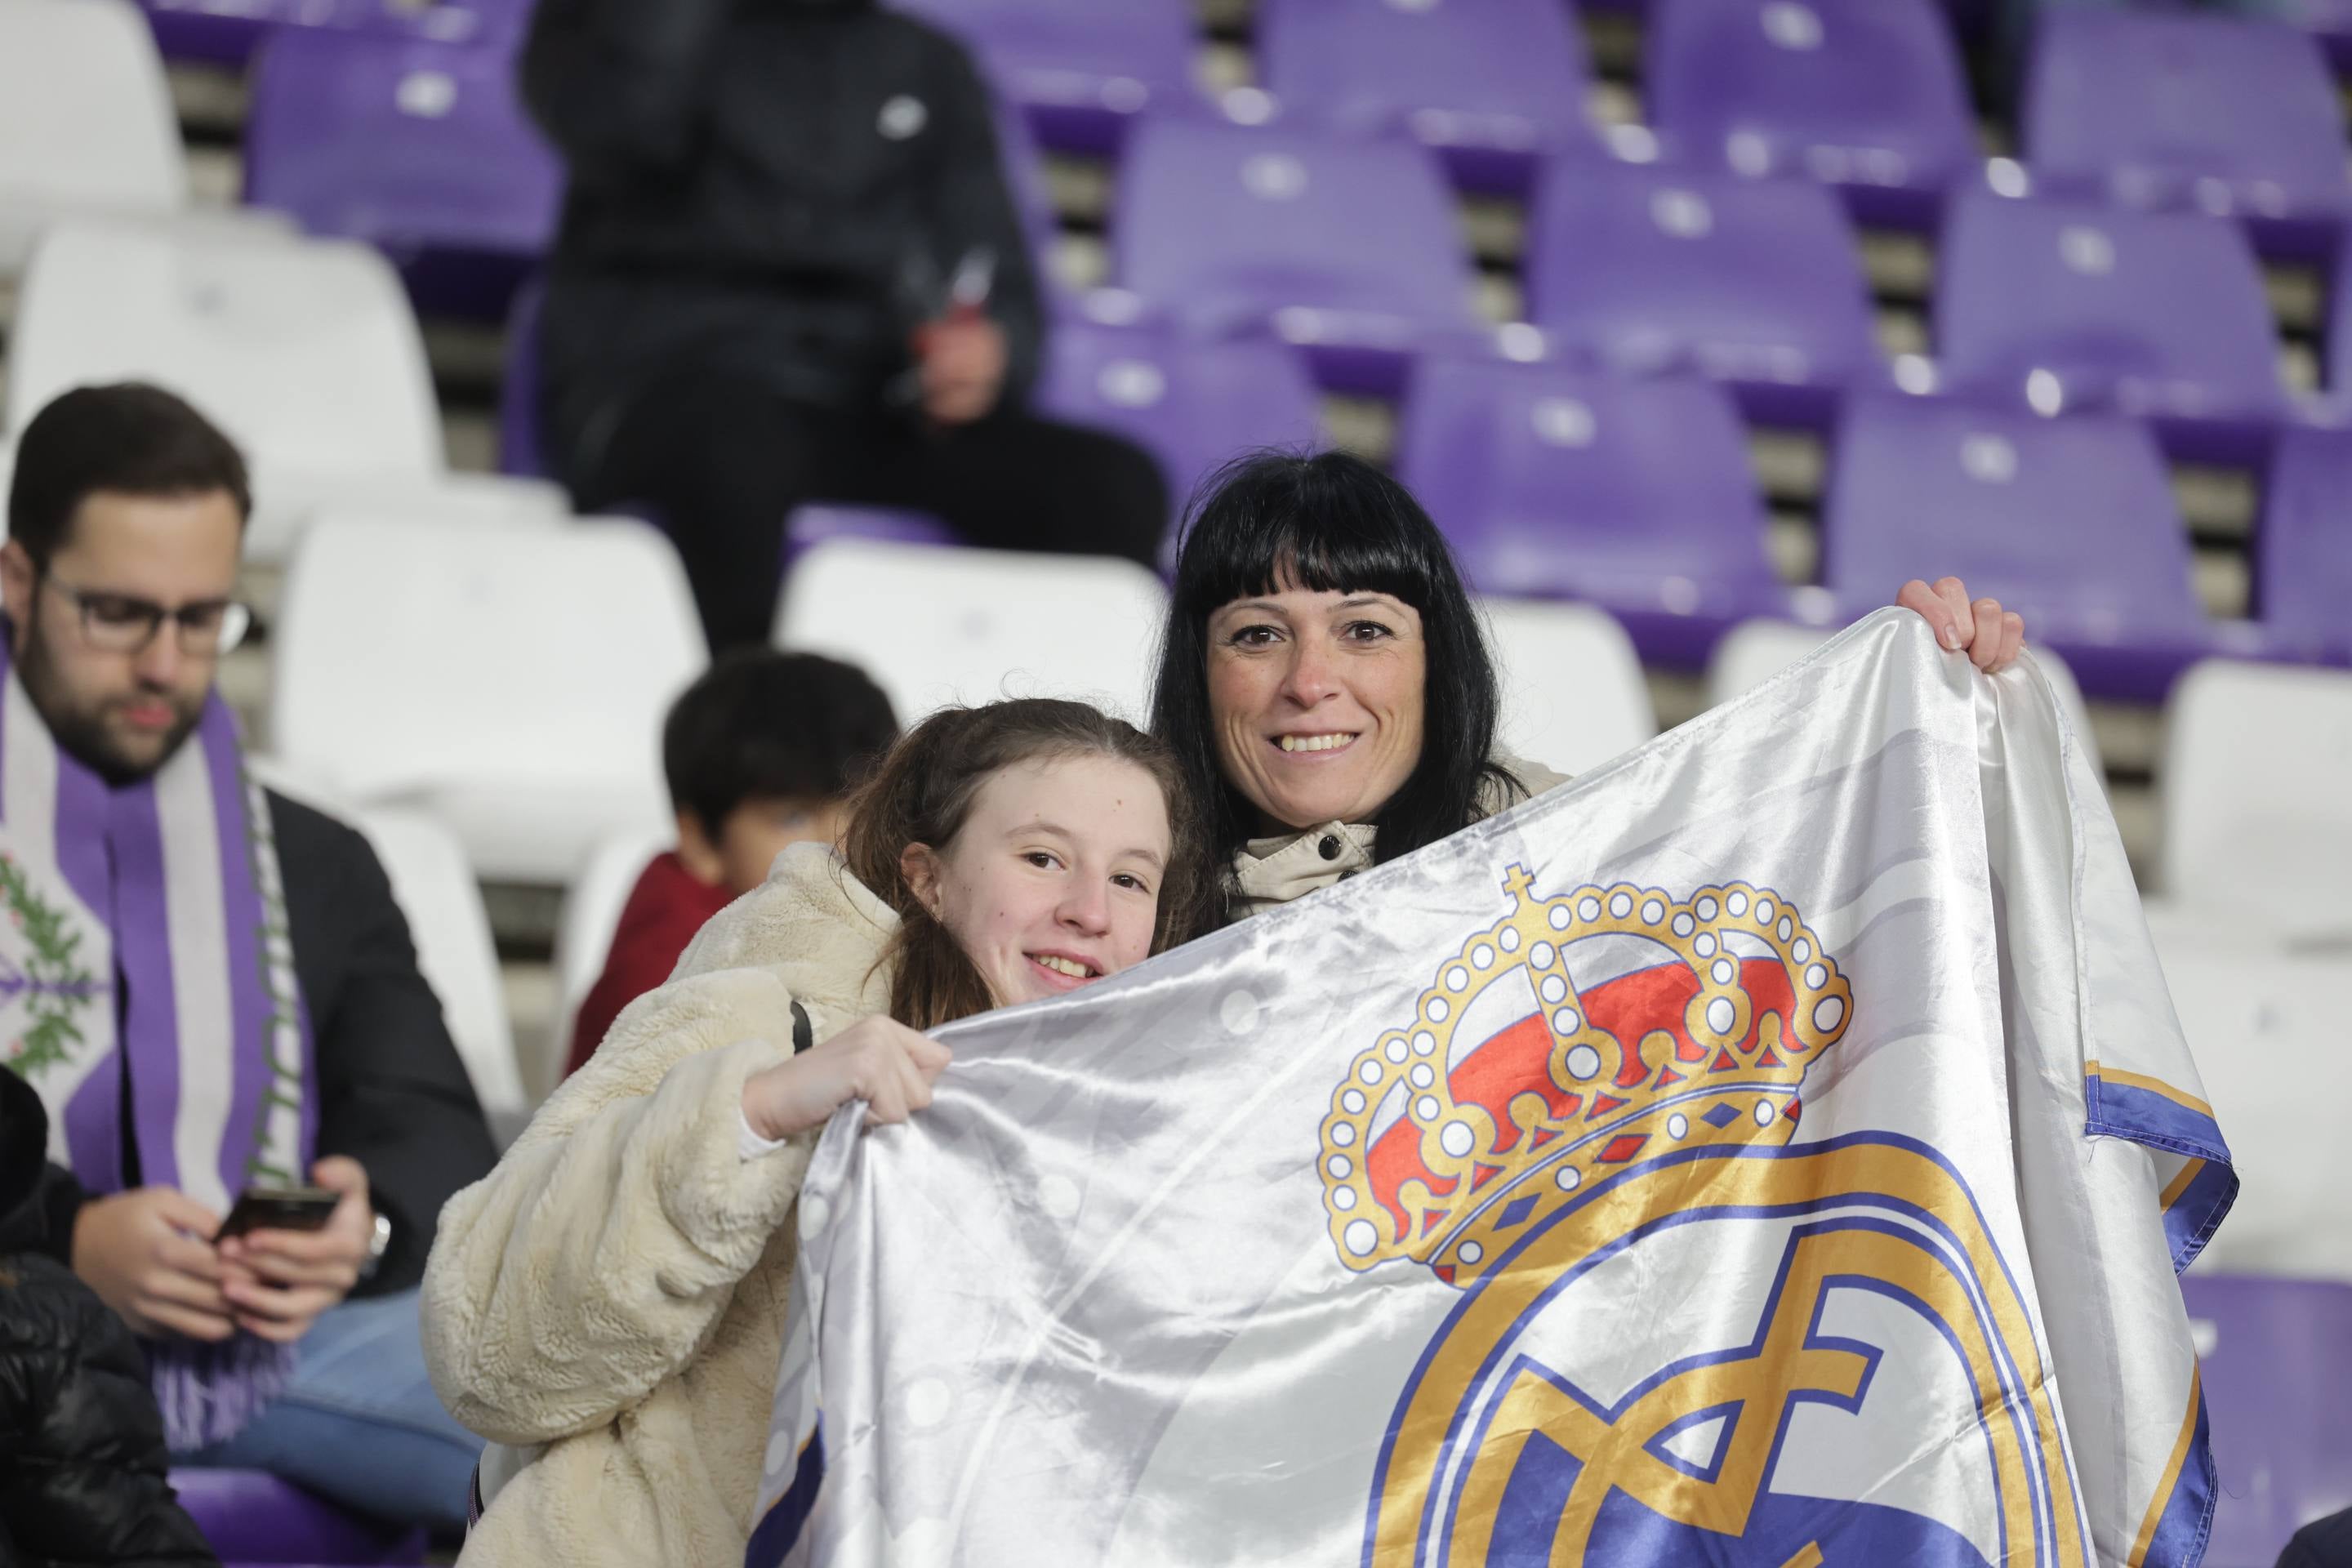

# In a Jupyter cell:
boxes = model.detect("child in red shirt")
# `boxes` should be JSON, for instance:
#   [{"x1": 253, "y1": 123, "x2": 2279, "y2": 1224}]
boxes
[{"x1": 564, "y1": 651, "x2": 898, "y2": 1077}]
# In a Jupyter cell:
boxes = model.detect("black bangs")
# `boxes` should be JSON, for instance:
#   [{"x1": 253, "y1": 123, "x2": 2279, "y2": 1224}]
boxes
[{"x1": 1170, "y1": 448, "x2": 1457, "y2": 623}]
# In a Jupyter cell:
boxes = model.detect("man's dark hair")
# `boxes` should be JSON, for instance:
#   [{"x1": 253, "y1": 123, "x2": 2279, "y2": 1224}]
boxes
[
  {"x1": 7, "y1": 385, "x2": 252, "y2": 568},
  {"x1": 663, "y1": 651, "x2": 900, "y2": 833}
]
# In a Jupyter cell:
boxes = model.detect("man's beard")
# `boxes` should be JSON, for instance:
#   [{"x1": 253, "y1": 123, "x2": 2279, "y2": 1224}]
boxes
[{"x1": 16, "y1": 610, "x2": 207, "y2": 786}]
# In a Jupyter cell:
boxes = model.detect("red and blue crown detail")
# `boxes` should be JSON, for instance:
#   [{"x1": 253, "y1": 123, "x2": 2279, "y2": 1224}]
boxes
[{"x1": 1316, "y1": 864, "x2": 1854, "y2": 1286}]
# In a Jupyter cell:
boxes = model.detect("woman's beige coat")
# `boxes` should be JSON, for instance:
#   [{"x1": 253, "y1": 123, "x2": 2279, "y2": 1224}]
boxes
[{"x1": 421, "y1": 844, "x2": 895, "y2": 1567}]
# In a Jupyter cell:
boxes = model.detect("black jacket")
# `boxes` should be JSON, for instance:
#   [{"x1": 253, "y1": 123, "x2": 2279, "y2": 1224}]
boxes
[
  {"x1": 522, "y1": 0, "x2": 1045, "y2": 484},
  {"x1": 26, "y1": 791, "x2": 496, "y2": 1298},
  {"x1": 0, "y1": 1071, "x2": 216, "y2": 1568}
]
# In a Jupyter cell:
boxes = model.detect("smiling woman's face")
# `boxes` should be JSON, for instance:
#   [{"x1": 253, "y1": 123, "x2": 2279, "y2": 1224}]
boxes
[{"x1": 1204, "y1": 584, "x2": 1428, "y2": 832}]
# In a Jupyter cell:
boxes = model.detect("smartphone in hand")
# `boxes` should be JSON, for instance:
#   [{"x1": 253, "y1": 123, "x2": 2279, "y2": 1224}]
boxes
[{"x1": 216, "y1": 1185, "x2": 341, "y2": 1241}]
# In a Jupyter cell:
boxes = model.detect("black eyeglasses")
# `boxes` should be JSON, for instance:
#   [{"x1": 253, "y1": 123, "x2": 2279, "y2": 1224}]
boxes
[{"x1": 41, "y1": 573, "x2": 252, "y2": 657}]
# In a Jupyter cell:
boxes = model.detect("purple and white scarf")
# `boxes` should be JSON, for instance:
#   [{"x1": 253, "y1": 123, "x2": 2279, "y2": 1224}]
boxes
[{"x1": 0, "y1": 637, "x2": 314, "y2": 1447}]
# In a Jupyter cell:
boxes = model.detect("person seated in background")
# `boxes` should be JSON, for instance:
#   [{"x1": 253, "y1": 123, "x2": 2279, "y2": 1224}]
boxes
[
  {"x1": 564, "y1": 649, "x2": 899, "y2": 1078},
  {"x1": 520, "y1": 0, "x2": 1171, "y2": 650},
  {"x1": 1, "y1": 1068, "x2": 218, "y2": 1568},
  {"x1": 0, "y1": 384, "x2": 495, "y2": 1535}
]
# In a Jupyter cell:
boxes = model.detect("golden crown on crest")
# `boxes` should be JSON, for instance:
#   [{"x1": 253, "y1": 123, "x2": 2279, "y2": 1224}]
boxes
[{"x1": 1316, "y1": 864, "x2": 1854, "y2": 1287}]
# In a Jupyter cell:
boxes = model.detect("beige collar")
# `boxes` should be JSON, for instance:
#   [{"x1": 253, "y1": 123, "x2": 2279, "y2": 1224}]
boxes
[{"x1": 1228, "y1": 820, "x2": 1379, "y2": 923}]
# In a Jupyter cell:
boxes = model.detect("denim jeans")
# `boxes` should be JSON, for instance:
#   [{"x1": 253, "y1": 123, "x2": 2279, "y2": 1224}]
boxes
[{"x1": 174, "y1": 1287, "x2": 481, "y2": 1534}]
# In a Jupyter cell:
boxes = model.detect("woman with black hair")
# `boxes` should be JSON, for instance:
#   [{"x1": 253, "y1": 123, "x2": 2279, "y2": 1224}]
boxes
[{"x1": 1150, "y1": 449, "x2": 2026, "y2": 924}]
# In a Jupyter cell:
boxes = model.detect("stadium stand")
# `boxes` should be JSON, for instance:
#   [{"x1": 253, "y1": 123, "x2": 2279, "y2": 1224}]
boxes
[
  {"x1": 1932, "y1": 185, "x2": 2291, "y2": 461},
  {"x1": 1644, "y1": 0, "x2": 1980, "y2": 229},
  {"x1": 1478, "y1": 595, "x2": 1658, "y2": 775},
  {"x1": 1820, "y1": 394, "x2": 2234, "y2": 702},
  {"x1": 1521, "y1": 152, "x2": 1885, "y2": 426},
  {"x1": 2022, "y1": 7, "x2": 2350, "y2": 257},
  {"x1": 774, "y1": 537, "x2": 1167, "y2": 723},
  {"x1": 1111, "y1": 113, "x2": 1489, "y2": 393},
  {"x1": 268, "y1": 511, "x2": 702, "y2": 884},
  {"x1": 242, "y1": 26, "x2": 560, "y2": 320},
  {"x1": 2256, "y1": 428, "x2": 2352, "y2": 664},
  {"x1": 5, "y1": 218, "x2": 565, "y2": 559},
  {"x1": 1252, "y1": 0, "x2": 1595, "y2": 194},
  {"x1": 892, "y1": 0, "x2": 1201, "y2": 154},
  {"x1": 6, "y1": 1, "x2": 2352, "y2": 1557},
  {"x1": 2158, "y1": 658, "x2": 2352, "y2": 943},
  {"x1": 1396, "y1": 354, "x2": 1793, "y2": 665},
  {"x1": 2182, "y1": 1276, "x2": 2352, "y2": 1568},
  {"x1": 0, "y1": 0, "x2": 186, "y2": 273}
]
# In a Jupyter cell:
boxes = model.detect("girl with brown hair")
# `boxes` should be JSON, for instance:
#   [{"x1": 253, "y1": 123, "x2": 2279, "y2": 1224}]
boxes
[{"x1": 421, "y1": 698, "x2": 1200, "y2": 1568}]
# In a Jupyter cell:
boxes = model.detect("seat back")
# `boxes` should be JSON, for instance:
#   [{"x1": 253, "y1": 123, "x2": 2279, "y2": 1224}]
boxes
[
  {"x1": 1646, "y1": 0, "x2": 1976, "y2": 193},
  {"x1": 1254, "y1": 0, "x2": 1590, "y2": 181},
  {"x1": 243, "y1": 29, "x2": 561, "y2": 264},
  {"x1": 893, "y1": 0, "x2": 1197, "y2": 149},
  {"x1": 0, "y1": 0, "x2": 185, "y2": 266},
  {"x1": 2160, "y1": 659, "x2": 2352, "y2": 939},
  {"x1": 1822, "y1": 395, "x2": 2204, "y2": 645},
  {"x1": 2025, "y1": 10, "x2": 2350, "y2": 221},
  {"x1": 1524, "y1": 154, "x2": 1881, "y2": 388},
  {"x1": 1934, "y1": 187, "x2": 2285, "y2": 421},
  {"x1": 1479, "y1": 598, "x2": 1656, "y2": 777},
  {"x1": 1705, "y1": 616, "x2": 2105, "y2": 775},
  {"x1": 1396, "y1": 357, "x2": 1779, "y2": 612},
  {"x1": 776, "y1": 539, "x2": 1168, "y2": 724},
  {"x1": 1113, "y1": 115, "x2": 1480, "y2": 342},
  {"x1": 2253, "y1": 427, "x2": 2352, "y2": 662},
  {"x1": 1037, "y1": 316, "x2": 1324, "y2": 514},
  {"x1": 271, "y1": 513, "x2": 705, "y2": 806},
  {"x1": 6, "y1": 220, "x2": 443, "y2": 479},
  {"x1": 2180, "y1": 1276, "x2": 2352, "y2": 1568}
]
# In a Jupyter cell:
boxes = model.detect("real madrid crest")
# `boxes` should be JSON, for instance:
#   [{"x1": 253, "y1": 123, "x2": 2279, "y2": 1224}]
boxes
[{"x1": 1322, "y1": 866, "x2": 2087, "y2": 1568}]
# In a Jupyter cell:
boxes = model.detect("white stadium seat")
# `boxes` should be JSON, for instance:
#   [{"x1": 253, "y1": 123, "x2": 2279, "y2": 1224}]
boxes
[
  {"x1": 270, "y1": 512, "x2": 706, "y2": 885},
  {"x1": 244, "y1": 759, "x2": 529, "y2": 1143},
  {"x1": 4, "y1": 220, "x2": 564, "y2": 559},
  {"x1": 1706, "y1": 617, "x2": 2105, "y2": 777},
  {"x1": 1479, "y1": 597, "x2": 1656, "y2": 777},
  {"x1": 546, "y1": 824, "x2": 675, "y2": 1096},
  {"x1": 0, "y1": 0, "x2": 185, "y2": 273},
  {"x1": 2160, "y1": 659, "x2": 2352, "y2": 942},
  {"x1": 776, "y1": 538, "x2": 1169, "y2": 724}
]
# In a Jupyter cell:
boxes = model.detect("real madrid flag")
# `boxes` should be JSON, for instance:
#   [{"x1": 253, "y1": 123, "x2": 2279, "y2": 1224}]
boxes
[{"x1": 746, "y1": 610, "x2": 2234, "y2": 1568}]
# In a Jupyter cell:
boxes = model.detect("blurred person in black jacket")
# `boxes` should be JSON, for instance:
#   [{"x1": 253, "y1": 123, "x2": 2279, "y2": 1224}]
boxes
[
  {"x1": 1, "y1": 1062, "x2": 218, "y2": 1568},
  {"x1": 523, "y1": 0, "x2": 1171, "y2": 649},
  {"x1": 0, "y1": 385, "x2": 495, "y2": 1536}
]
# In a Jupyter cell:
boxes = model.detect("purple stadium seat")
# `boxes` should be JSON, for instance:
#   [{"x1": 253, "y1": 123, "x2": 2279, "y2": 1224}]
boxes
[
  {"x1": 2287, "y1": 0, "x2": 2352, "y2": 70},
  {"x1": 1522, "y1": 154, "x2": 1884, "y2": 426},
  {"x1": 1933, "y1": 187, "x2": 2287, "y2": 463},
  {"x1": 2180, "y1": 1275, "x2": 2352, "y2": 1568},
  {"x1": 1396, "y1": 356, "x2": 1790, "y2": 665},
  {"x1": 1253, "y1": 0, "x2": 1594, "y2": 194},
  {"x1": 2255, "y1": 428, "x2": 2352, "y2": 664},
  {"x1": 171, "y1": 1468, "x2": 424, "y2": 1563},
  {"x1": 243, "y1": 29, "x2": 559, "y2": 321},
  {"x1": 2023, "y1": 9, "x2": 2351, "y2": 258},
  {"x1": 1111, "y1": 115, "x2": 1488, "y2": 394},
  {"x1": 1822, "y1": 394, "x2": 2230, "y2": 700},
  {"x1": 1037, "y1": 313, "x2": 1323, "y2": 516},
  {"x1": 892, "y1": 0, "x2": 1200, "y2": 155},
  {"x1": 1645, "y1": 0, "x2": 1978, "y2": 229},
  {"x1": 138, "y1": 0, "x2": 519, "y2": 67}
]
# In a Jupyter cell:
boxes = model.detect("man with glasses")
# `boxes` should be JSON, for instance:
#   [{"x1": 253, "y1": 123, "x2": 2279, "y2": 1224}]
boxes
[{"x1": 0, "y1": 384, "x2": 494, "y2": 1535}]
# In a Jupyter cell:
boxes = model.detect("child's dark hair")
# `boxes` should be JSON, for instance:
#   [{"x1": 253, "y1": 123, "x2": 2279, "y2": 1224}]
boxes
[
  {"x1": 841, "y1": 699, "x2": 1206, "y2": 1030},
  {"x1": 662, "y1": 652, "x2": 900, "y2": 833}
]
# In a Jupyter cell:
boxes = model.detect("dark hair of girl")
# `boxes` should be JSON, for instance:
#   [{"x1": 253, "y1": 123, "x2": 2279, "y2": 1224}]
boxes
[
  {"x1": 840, "y1": 698, "x2": 1206, "y2": 1030},
  {"x1": 1150, "y1": 449, "x2": 1522, "y2": 917}
]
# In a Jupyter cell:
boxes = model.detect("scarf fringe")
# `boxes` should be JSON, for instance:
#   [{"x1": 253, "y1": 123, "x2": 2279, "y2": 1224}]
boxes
[{"x1": 153, "y1": 1333, "x2": 295, "y2": 1451}]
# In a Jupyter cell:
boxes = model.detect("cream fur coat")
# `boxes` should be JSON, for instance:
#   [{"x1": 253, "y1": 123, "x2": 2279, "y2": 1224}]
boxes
[{"x1": 421, "y1": 843, "x2": 896, "y2": 1567}]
